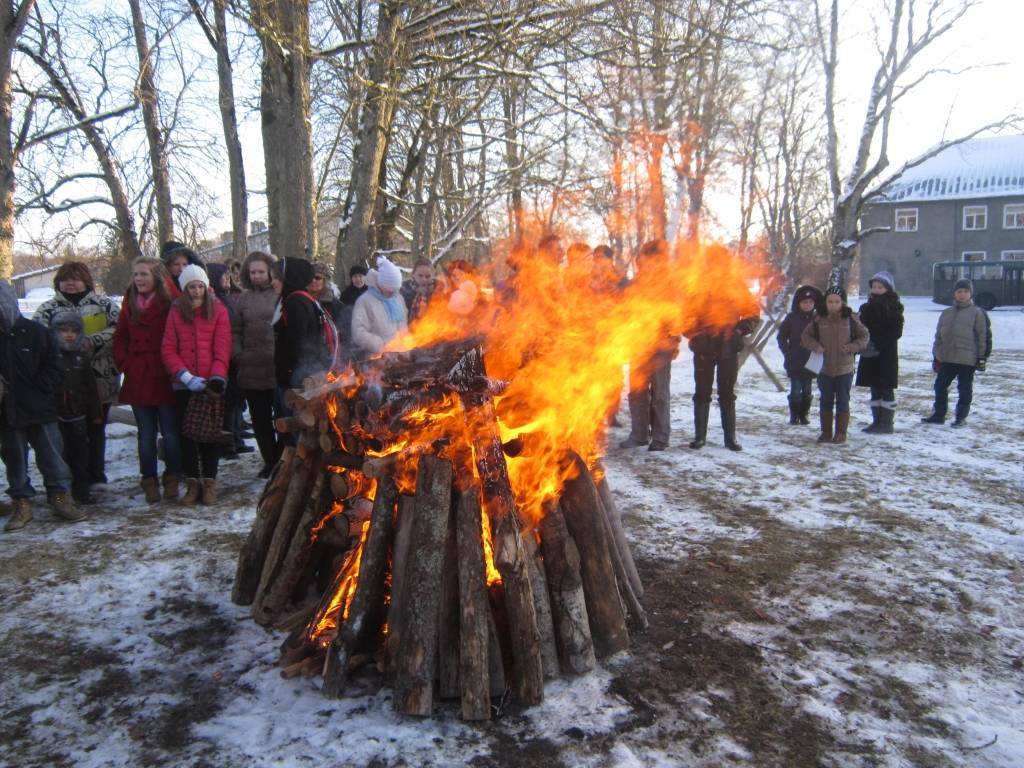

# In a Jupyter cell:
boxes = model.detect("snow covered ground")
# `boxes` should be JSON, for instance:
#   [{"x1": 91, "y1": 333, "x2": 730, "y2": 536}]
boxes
[{"x1": 1, "y1": 297, "x2": 1021, "y2": 767}]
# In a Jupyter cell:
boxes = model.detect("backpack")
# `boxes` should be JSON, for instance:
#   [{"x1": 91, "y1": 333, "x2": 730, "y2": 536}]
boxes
[{"x1": 282, "y1": 290, "x2": 340, "y2": 371}]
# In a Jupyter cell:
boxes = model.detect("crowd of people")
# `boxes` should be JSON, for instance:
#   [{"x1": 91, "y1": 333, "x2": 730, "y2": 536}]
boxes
[{"x1": 0, "y1": 239, "x2": 994, "y2": 533}]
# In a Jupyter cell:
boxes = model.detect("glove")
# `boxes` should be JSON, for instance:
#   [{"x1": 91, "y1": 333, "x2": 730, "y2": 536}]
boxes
[
  {"x1": 206, "y1": 376, "x2": 226, "y2": 395},
  {"x1": 976, "y1": 359, "x2": 987, "y2": 372},
  {"x1": 932, "y1": 360, "x2": 941, "y2": 374},
  {"x1": 180, "y1": 371, "x2": 207, "y2": 392}
]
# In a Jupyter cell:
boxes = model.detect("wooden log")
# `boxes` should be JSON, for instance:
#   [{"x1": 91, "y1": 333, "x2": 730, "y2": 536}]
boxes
[
  {"x1": 232, "y1": 447, "x2": 296, "y2": 605},
  {"x1": 594, "y1": 463, "x2": 643, "y2": 599},
  {"x1": 361, "y1": 454, "x2": 398, "y2": 479},
  {"x1": 252, "y1": 453, "x2": 321, "y2": 625},
  {"x1": 319, "y1": 432, "x2": 342, "y2": 453},
  {"x1": 455, "y1": 483, "x2": 491, "y2": 720},
  {"x1": 559, "y1": 454, "x2": 629, "y2": 657},
  {"x1": 393, "y1": 455, "x2": 453, "y2": 716},
  {"x1": 322, "y1": 476, "x2": 399, "y2": 697},
  {"x1": 455, "y1": 349, "x2": 544, "y2": 706},
  {"x1": 594, "y1": 490, "x2": 647, "y2": 630},
  {"x1": 385, "y1": 494, "x2": 416, "y2": 681},
  {"x1": 538, "y1": 501, "x2": 596, "y2": 675},
  {"x1": 296, "y1": 430, "x2": 319, "y2": 459},
  {"x1": 322, "y1": 450, "x2": 366, "y2": 471},
  {"x1": 328, "y1": 472, "x2": 349, "y2": 500},
  {"x1": 436, "y1": 492, "x2": 460, "y2": 700},
  {"x1": 520, "y1": 525, "x2": 560, "y2": 680},
  {"x1": 487, "y1": 608, "x2": 507, "y2": 701},
  {"x1": 274, "y1": 416, "x2": 306, "y2": 434},
  {"x1": 259, "y1": 467, "x2": 331, "y2": 620}
]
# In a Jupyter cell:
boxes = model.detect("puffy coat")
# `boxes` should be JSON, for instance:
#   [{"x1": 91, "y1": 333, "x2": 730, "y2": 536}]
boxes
[
  {"x1": 232, "y1": 285, "x2": 278, "y2": 391},
  {"x1": 162, "y1": 300, "x2": 232, "y2": 385},
  {"x1": 801, "y1": 309, "x2": 870, "y2": 377},
  {"x1": 57, "y1": 346, "x2": 102, "y2": 423},
  {"x1": 113, "y1": 295, "x2": 176, "y2": 406},
  {"x1": 34, "y1": 290, "x2": 120, "y2": 403},
  {"x1": 777, "y1": 287, "x2": 824, "y2": 377},
  {"x1": 855, "y1": 292, "x2": 904, "y2": 389},
  {"x1": 0, "y1": 282, "x2": 63, "y2": 429},
  {"x1": 933, "y1": 301, "x2": 991, "y2": 366},
  {"x1": 351, "y1": 287, "x2": 408, "y2": 357}
]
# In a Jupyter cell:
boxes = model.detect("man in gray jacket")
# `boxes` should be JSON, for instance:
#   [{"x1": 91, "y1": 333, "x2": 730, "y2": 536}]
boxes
[{"x1": 923, "y1": 279, "x2": 992, "y2": 427}]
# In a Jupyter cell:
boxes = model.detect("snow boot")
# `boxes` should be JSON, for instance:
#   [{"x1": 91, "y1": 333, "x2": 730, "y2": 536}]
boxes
[
  {"x1": 201, "y1": 478, "x2": 218, "y2": 505},
  {"x1": 140, "y1": 476, "x2": 160, "y2": 503},
  {"x1": 182, "y1": 478, "x2": 201, "y2": 505},
  {"x1": 951, "y1": 403, "x2": 970, "y2": 428},
  {"x1": 721, "y1": 403, "x2": 742, "y2": 451},
  {"x1": 49, "y1": 492, "x2": 85, "y2": 522},
  {"x1": 862, "y1": 403, "x2": 881, "y2": 433},
  {"x1": 162, "y1": 475, "x2": 179, "y2": 501},
  {"x1": 799, "y1": 396, "x2": 812, "y2": 425},
  {"x1": 788, "y1": 398, "x2": 801, "y2": 425},
  {"x1": 876, "y1": 404, "x2": 895, "y2": 434},
  {"x1": 921, "y1": 412, "x2": 944, "y2": 424},
  {"x1": 4, "y1": 499, "x2": 32, "y2": 532},
  {"x1": 832, "y1": 412, "x2": 850, "y2": 445},
  {"x1": 817, "y1": 410, "x2": 833, "y2": 444},
  {"x1": 689, "y1": 402, "x2": 710, "y2": 449}
]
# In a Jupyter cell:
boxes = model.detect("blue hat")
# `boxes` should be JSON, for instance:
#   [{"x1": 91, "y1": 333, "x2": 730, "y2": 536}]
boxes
[{"x1": 870, "y1": 271, "x2": 895, "y2": 291}]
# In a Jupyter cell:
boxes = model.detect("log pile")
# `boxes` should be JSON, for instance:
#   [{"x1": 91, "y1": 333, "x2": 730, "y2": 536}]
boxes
[{"x1": 232, "y1": 340, "x2": 645, "y2": 719}]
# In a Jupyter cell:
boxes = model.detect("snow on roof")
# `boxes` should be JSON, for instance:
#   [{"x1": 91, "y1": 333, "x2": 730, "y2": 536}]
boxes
[
  {"x1": 879, "y1": 135, "x2": 1024, "y2": 203},
  {"x1": 11, "y1": 263, "x2": 61, "y2": 280}
]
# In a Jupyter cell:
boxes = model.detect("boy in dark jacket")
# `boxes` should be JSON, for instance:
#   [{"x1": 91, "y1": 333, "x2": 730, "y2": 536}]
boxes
[
  {"x1": 52, "y1": 310, "x2": 103, "y2": 504},
  {"x1": 0, "y1": 281, "x2": 82, "y2": 531},
  {"x1": 777, "y1": 285, "x2": 824, "y2": 425}
]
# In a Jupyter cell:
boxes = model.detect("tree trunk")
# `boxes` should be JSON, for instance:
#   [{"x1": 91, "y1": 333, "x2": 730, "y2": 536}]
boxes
[
  {"x1": 211, "y1": 0, "x2": 247, "y2": 264},
  {"x1": 128, "y1": 0, "x2": 174, "y2": 246},
  {"x1": 0, "y1": 0, "x2": 29, "y2": 279}
]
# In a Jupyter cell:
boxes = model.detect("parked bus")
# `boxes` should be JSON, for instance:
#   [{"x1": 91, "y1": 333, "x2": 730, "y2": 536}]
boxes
[{"x1": 932, "y1": 259, "x2": 1024, "y2": 309}]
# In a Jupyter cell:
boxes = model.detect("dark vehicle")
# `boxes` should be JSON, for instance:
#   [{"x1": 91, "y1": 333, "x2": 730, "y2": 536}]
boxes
[{"x1": 932, "y1": 259, "x2": 1024, "y2": 310}]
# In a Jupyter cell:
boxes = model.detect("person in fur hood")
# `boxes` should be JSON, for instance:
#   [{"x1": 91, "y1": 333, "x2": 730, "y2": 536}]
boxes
[{"x1": 855, "y1": 271, "x2": 904, "y2": 434}]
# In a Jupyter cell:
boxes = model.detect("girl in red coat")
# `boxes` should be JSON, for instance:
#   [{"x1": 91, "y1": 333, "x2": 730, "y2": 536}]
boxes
[
  {"x1": 112, "y1": 257, "x2": 182, "y2": 503},
  {"x1": 162, "y1": 264, "x2": 231, "y2": 504}
]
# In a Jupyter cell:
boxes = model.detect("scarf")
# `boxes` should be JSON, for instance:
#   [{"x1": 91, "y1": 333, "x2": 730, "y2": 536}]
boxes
[{"x1": 369, "y1": 287, "x2": 404, "y2": 324}]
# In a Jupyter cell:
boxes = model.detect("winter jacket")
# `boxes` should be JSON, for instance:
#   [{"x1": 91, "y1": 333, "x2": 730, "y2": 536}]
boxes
[
  {"x1": 57, "y1": 345, "x2": 102, "y2": 423},
  {"x1": 0, "y1": 282, "x2": 63, "y2": 429},
  {"x1": 274, "y1": 258, "x2": 338, "y2": 387},
  {"x1": 162, "y1": 300, "x2": 232, "y2": 385},
  {"x1": 33, "y1": 290, "x2": 121, "y2": 403},
  {"x1": 800, "y1": 309, "x2": 870, "y2": 377},
  {"x1": 688, "y1": 317, "x2": 760, "y2": 360},
  {"x1": 113, "y1": 294, "x2": 176, "y2": 406},
  {"x1": 932, "y1": 301, "x2": 991, "y2": 366},
  {"x1": 777, "y1": 289, "x2": 824, "y2": 378},
  {"x1": 209, "y1": 263, "x2": 240, "y2": 319},
  {"x1": 855, "y1": 292, "x2": 904, "y2": 389},
  {"x1": 232, "y1": 285, "x2": 278, "y2": 391},
  {"x1": 400, "y1": 280, "x2": 434, "y2": 323},
  {"x1": 351, "y1": 287, "x2": 408, "y2": 357}
]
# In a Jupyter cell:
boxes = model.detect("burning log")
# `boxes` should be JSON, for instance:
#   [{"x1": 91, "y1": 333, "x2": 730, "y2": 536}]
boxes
[
  {"x1": 393, "y1": 455, "x2": 453, "y2": 716},
  {"x1": 520, "y1": 525, "x2": 560, "y2": 679},
  {"x1": 436, "y1": 499, "x2": 461, "y2": 700},
  {"x1": 455, "y1": 484, "x2": 492, "y2": 720},
  {"x1": 385, "y1": 494, "x2": 416, "y2": 681}
]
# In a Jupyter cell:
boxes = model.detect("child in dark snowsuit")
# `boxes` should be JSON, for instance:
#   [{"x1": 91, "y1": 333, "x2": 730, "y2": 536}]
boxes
[
  {"x1": 776, "y1": 285, "x2": 824, "y2": 425},
  {"x1": 52, "y1": 310, "x2": 103, "y2": 504}
]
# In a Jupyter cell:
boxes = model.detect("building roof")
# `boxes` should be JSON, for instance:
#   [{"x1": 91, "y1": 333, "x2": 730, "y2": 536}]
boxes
[
  {"x1": 879, "y1": 135, "x2": 1024, "y2": 203},
  {"x1": 11, "y1": 263, "x2": 61, "y2": 280}
]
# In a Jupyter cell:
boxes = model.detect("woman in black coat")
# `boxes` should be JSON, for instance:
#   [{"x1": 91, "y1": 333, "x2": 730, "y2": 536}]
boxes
[
  {"x1": 776, "y1": 285, "x2": 824, "y2": 425},
  {"x1": 855, "y1": 271, "x2": 904, "y2": 434}
]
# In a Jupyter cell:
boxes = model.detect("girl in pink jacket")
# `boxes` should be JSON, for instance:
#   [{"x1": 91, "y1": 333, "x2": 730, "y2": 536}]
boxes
[{"x1": 162, "y1": 265, "x2": 231, "y2": 504}]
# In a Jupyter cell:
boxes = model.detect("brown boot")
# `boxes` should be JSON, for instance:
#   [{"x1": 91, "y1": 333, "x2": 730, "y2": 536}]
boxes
[
  {"x1": 49, "y1": 492, "x2": 86, "y2": 522},
  {"x1": 140, "y1": 476, "x2": 160, "y2": 503},
  {"x1": 833, "y1": 412, "x2": 850, "y2": 444},
  {"x1": 201, "y1": 478, "x2": 217, "y2": 504},
  {"x1": 4, "y1": 499, "x2": 32, "y2": 531},
  {"x1": 817, "y1": 410, "x2": 834, "y2": 444},
  {"x1": 182, "y1": 478, "x2": 201, "y2": 505},
  {"x1": 162, "y1": 475, "x2": 179, "y2": 501}
]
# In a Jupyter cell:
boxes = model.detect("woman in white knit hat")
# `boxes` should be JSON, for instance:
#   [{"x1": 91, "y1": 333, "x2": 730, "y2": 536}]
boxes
[{"x1": 351, "y1": 256, "x2": 408, "y2": 358}]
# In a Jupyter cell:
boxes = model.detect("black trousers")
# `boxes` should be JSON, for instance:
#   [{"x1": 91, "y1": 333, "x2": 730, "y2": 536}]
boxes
[
  {"x1": 243, "y1": 388, "x2": 279, "y2": 465},
  {"x1": 693, "y1": 354, "x2": 738, "y2": 406},
  {"x1": 59, "y1": 419, "x2": 91, "y2": 499},
  {"x1": 87, "y1": 403, "x2": 111, "y2": 483},
  {"x1": 174, "y1": 390, "x2": 221, "y2": 479}
]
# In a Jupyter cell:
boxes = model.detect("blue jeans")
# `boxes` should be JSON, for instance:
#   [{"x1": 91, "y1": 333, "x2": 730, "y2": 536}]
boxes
[
  {"x1": 789, "y1": 376, "x2": 814, "y2": 401},
  {"x1": 1, "y1": 421, "x2": 73, "y2": 499},
  {"x1": 132, "y1": 404, "x2": 182, "y2": 479},
  {"x1": 869, "y1": 386, "x2": 896, "y2": 406},
  {"x1": 818, "y1": 373, "x2": 854, "y2": 414},
  {"x1": 933, "y1": 363, "x2": 975, "y2": 421}
]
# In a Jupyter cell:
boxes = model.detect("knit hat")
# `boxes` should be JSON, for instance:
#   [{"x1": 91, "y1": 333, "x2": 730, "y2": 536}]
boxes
[
  {"x1": 795, "y1": 286, "x2": 819, "y2": 303},
  {"x1": 869, "y1": 270, "x2": 895, "y2": 292},
  {"x1": 824, "y1": 281, "x2": 846, "y2": 303},
  {"x1": 281, "y1": 257, "x2": 315, "y2": 296},
  {"x1": 954, "y1": 278, "x2": 973, "y2": 293},
  {"x1": 376, "y1": 257, "x2": 403, "y2": 291},
  {"x1": 349, "y1": 264, "x2": 368, "y2": 278},
  {"x1": 51, "y1": 309, "x2": 83, "y2": 331},
  {"x1": 178, "y1": 264, "x2": 210, "y2": 291}
]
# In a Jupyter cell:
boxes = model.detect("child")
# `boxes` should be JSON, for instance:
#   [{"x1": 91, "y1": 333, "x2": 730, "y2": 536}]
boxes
[
  {"x1": 922, "y1": 278, "x2": 991, "y2": 427},
  {"x1": 162, "y1": 265, "x2": 231, "y2": 504},
  {"x1": 52, "y1": 311, "x2": 103, "y2": 505},
  {"x1": 855, "y1": 271, "x2": 904, "y2": 433},
  {"x1": 800, "y1": 284, "x2": 869, "y2": 444},
  {"x1": 777, "y1": 285, "x2": 824, "y2": 425}
]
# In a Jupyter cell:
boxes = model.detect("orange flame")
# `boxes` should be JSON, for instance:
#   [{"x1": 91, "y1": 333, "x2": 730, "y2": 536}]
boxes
[{"x1": 308, "y1": 520, "x2": 371, "y2": 649}]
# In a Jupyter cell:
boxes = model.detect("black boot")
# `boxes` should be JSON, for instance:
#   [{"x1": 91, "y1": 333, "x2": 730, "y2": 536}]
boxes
[
  {"x1": 689, "y1": 403, "x2": 710, "y2": 449},
  {"x1": 876, "y1": 404, "x2": 895, "y2": 434},
  {"x1": 788, "y1": 398, "x2": 801, "y2": 425},
  {"x1": 862, "y1": 405, "x2": 882, "y2": 433},
  {"x1": 799, "y1": 396, "x2": 812, "y2": 425},
  {"x1": 721, "y1": 402, "x2": 742, "y2": 451}
]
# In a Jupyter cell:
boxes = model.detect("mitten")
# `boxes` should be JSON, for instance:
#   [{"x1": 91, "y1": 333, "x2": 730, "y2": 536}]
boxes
[
  {"x1": 180, "y1": 371, "x2": 207, "y2": 392},
  {"x1": 976, "y1": 359, "x2": 987, "y2": 372},
  {"x1": 206, "y1": 376, "x2": 226, "y2": 395}
]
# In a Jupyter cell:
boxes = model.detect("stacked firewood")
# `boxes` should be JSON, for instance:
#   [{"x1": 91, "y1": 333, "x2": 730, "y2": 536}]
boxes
[{"x1": 232, "y1": 341, "x2": 645, "y2": 719}]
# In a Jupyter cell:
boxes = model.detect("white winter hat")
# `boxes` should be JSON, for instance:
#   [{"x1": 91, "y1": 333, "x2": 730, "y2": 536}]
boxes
[
  {"x1": 376, "y1": 257, "x2": 403, "y2": 291},
  {"x1": 178, "y1": 264, "x2": 209, "y2": 291}
]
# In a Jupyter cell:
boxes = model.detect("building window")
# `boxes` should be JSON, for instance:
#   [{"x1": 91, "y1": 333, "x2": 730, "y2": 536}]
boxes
[
  {"x1": 1002, "y1": 250, "x2": 1024, "y2": 262},
  {"x1": 894, "y1": 208, "x2": 918, "y2": 232},
  {"x1": 962, "y1": 250, "x2": 991, "y2": 278},
  {"x1": 963, "y1": 205, "x2": 987, "y2": 231},
  {"x1": 1003, "y1": 204, "x2": 1024, "y2": 229}
]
